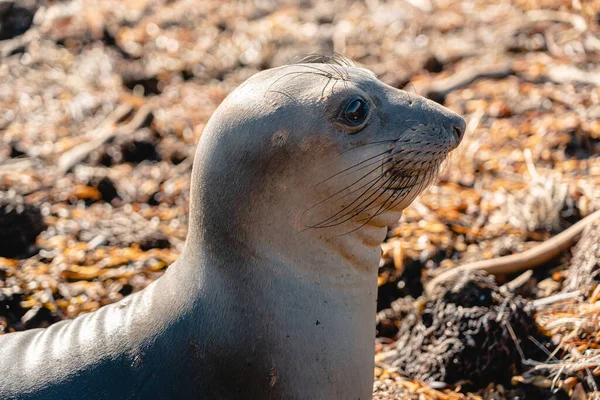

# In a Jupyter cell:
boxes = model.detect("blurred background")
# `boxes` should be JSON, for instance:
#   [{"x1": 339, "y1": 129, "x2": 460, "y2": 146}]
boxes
[{"x1": 0, "y1": 0, "x2": 599, "y2": 398}]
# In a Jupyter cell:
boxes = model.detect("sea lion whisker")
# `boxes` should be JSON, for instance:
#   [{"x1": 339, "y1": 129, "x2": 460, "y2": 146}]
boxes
[
  {"x1": 404, "y1": 82, "x2": 418, "y2": 94},
  {"x1": 266, "y1": 90, "x2": 300, "y2": 104},
  {"x1": 331, "y1": 150, "x2": 413, "y2": 181},
  {"x1": 335, "y1": 157, "x2": 425, "y2": 200},
  {"x1": 294, "y1": 64, "x2": 343, "y2": 80},
  {"x1": 437, "y1": 158, "x2": 450, "y2": 176},
  {"x1": 306, "y1": 169, "x2": 395, "y2": 228},
  {"x1": 303, "y1": 162, "x2": 396, "y2": 219},
  {"x1": 352, "y1": 172, "x2": 424, "y2": 226},
  {"x1": 293, "y1": 53, "x2": 324, "y2": 64},
  {"x1": 308, "y1": 175, "x2": 392, "y2": 228},
  {"x1": 300, "y1": 65, "x2": 336, "y2": 77},
  {"x1": 317, "y1": 143, "x2": 425, "y2": 188},
  {"x1": 418, "y1": 169, "x2": 438, "y2": 194},
  {"x1": 323, "y1": 146, "x2": 430, "y2": 196},
  {"x1": 302, "y1": 55, "x2": 348, "y2": 77},
  {"x1": 376, "y1": 156, "x2": 434, "y2": 194},
  {"x1": 354, "y1": 183, "x2": 409, "y2": 222},
  {"x1": 285, "y1": 58, "x2": 339, "y2": 74},
  {"x1": 338, "y1": 189, "x2": 401, "y2": 235},
  {"x1": 340, "y1": 139, "x2": 403, "y2": 155},
  {"x1": 387, "y1": 180, "x2": 424, "y2": 212},
  {"x1": 385, "y1": 155, "x2": 444, "y2": 176},
  {"x1": 335, "y1": 54, "x2": 355, "y2": 67},
  {"x1": 330, "y1": 77, "x2": 340, "y2": 96},
  {"x1": 319, "y1": 153, "x2": 438, "y2": 218},
  {"x1": 387, "y1": 172, "x2": 421, "y2": 192},
  {"x1": 294, "y1": 52, "x2": 355, "y2": 68},
  {"x1": 310, "y1": 172, "x2": 399, "y2": 229},
  {"x1": 321, "y1": 75, "x2": 334, "y2": 99},
  {"x1": 267, "y1": 70, "x2": 334, "y2": 93},
  {"x1": 390, "y1": 174, "x2": 419, "y2": 190},
  {"x1": 313, "y1": 148, "x2": 394, "y2": 187},
  {"x1": 327, "y1": 63, "x2": 351, "y2": 81},
  {"x1": 371, "y1": 186, "x2": 419, "y2": 222},
  {"x1": 380, "y1": 169, "x2": 438, "y2": 216},
  {"x1": 324, "y1": 62, "x2": 342, "y2": 75},
  {"x1": 314, "y1": 177, "x2": 398, "y2": 229}
]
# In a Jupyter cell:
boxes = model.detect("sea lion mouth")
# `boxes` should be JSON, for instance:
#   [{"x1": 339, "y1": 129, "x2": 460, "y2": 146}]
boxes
[
  {"x1": 300, "y1": 151, "x2": 445, "y2": 230},
  {"x1": 381, "y1": 154, "x2": 445, "y2": 192},
  {"x1": 383, "y1": 178, "x2": 428, "y2": 192}
]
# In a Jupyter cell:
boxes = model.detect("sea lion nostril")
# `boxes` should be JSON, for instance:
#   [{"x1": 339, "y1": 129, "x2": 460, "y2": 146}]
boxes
[
  {"x1": 449, "y1": 116, "x2": 466, "y2": 148},
  {"x1": 452, "y1": 125, "x2": 463, "y2": 143}
]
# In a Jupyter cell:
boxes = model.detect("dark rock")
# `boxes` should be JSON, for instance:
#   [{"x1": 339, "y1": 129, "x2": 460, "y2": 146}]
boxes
[
  {"x1": 121, "y1": 139, "x2": 160, "y2": 163},
  {"x1": 117, "y1": 58, "x2": 162, "y2": 95},
  {"x1": 0, "y1": 2, "x2": 34, "y2": 41},
  {"x1": 0, "y1": 192, "x2": 46, "y2": 258},
  {"x1": 9, "y1": 141, "x2": 26, "y2": 158},
  {"x1": 122, "y1": 76, "x2": 161, "y2": 96},
  {"x1": 380, "y1": 271, "x2": 542, "y2": 386},
  {"x1": 0, "y1": 290, "x2": 25, "y2": 332},
  {"x1": 139, "y1": 231, "x2": 171, "y2": 251},
  {"x1": 423, "y1": 54, "x2": 444, "y2": 73},
  {"x1": 377, "y1": 280, "x2": 403, "y2": 313},
  {"x1": 91, "y1": 129, "x2": 161, "y2": 166},
  {"x1": 118, "y1": 283, "x2": 133, "y2": 297},
  {"x1": 94, "y1": 176, "x2": 119, "y2": 203},
  {"x1": 76, "y1": 174, "x2": 120, "y2": 204},
  {"x1": 376, "y1": 296, "x2": 414, "y2": 338}
]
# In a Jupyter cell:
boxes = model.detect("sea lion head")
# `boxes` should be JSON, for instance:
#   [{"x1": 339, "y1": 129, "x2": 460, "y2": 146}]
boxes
[{"x1": 190, "y1": 58, "x2": 465, "y2": 251}]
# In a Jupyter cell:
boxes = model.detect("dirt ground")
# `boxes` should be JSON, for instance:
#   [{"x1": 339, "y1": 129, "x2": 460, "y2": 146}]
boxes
[{"x1": 1, "y1": 0, "x2": 600, "y2": 398}]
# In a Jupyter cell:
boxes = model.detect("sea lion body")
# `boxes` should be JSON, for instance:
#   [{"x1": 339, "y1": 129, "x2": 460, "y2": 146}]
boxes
[{"x1": 0, "y1": 61, "x2": 464, "y2": 399}]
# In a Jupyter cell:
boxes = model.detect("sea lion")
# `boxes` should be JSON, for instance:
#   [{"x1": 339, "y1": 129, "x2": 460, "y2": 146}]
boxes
[{"x1": 0, "y1": 59, "x2": 465, "y2": 399}]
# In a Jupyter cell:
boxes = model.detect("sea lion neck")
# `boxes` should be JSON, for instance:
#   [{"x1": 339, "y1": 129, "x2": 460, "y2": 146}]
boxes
[
  {"x1": 178, "y1": 126, "x2": 388, "y2": 285},
  {"x1": 162, "y1": 126, "x2": 387, "y2": 398}
]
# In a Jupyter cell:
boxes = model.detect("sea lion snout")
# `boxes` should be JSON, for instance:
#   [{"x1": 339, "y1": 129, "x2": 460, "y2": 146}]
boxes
[
  {"x1": 442, "y1": 109, "x2": 466, "y2": 150},
  {"x1": 422, "y1": 95, "x2": 466, "y2": 151},
  {"x1": 398, "y1": 91, "x2": 466, "y2": 151}
]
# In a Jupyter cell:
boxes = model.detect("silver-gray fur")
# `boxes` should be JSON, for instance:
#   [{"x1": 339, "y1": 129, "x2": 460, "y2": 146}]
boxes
[{"x1": 0, "y1": 61, "x2": 464, "y2": 399}]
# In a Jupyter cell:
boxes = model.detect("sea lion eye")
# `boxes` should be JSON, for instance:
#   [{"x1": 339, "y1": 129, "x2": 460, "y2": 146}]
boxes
[{"x1": 342, "y1": 97, "x2": 369, "y2": 126}]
